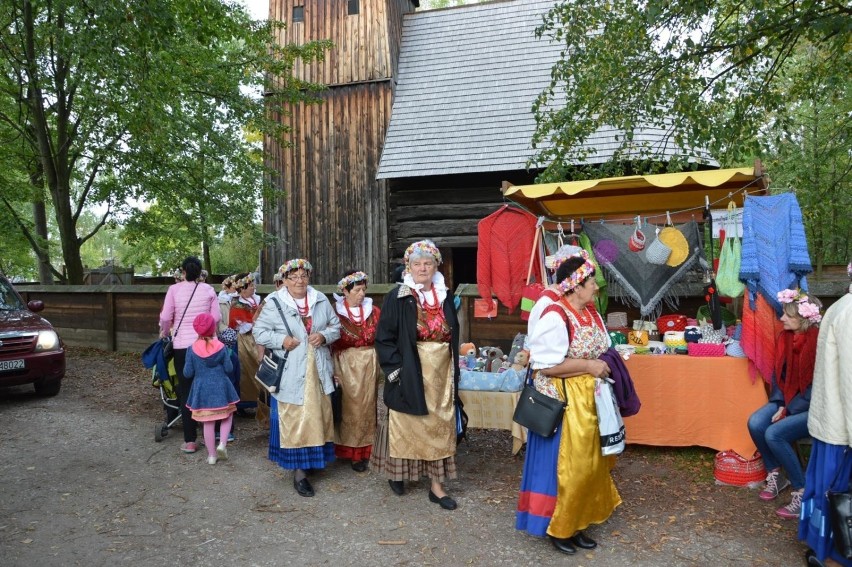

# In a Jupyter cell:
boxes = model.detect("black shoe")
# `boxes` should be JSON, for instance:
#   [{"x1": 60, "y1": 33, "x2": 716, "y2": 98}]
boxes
[
  {"x1": 570, "y1": 531, "x2": 597, "y2": 549},
  {"x1": 549, "y1": 535, "x2": 577, "y2": 555},
  {"x1": 428, "y1": 490, "x2": 457, "y2": 510},
  {"x1": 293, "y1": 477, "x2": 315, "y2": 497},
  {"x1": 352, "y1": 460, "x2": 367, "y2": 472},
  {"x1": 805, "y1": 549, "x2": 825, "y2": 567},
  {"x1": 388, "y1": 479, "x2": 405, "y2": 496}
]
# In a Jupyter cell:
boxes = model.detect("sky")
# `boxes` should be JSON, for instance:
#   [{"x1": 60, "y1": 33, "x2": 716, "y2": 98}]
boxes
[{"x1": 243, "y1": 0, "x2": 268, "y2": 20}]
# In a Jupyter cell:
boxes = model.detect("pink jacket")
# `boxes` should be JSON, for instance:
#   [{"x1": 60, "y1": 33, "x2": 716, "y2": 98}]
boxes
[{"x1": 159, "y1": 281, "x2": 220, "y2": 349}]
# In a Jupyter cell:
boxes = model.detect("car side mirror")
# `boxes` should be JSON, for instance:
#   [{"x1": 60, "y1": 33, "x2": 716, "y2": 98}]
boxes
[{"x1": 28, "y1": 300, "x2": 45, "y2": 312}]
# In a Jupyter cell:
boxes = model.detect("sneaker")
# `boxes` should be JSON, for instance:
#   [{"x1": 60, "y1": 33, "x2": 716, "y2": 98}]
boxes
[
  {"x1": 777, "y1": 489, "x2": 803, "y2": 519},
  {"x1": 216, "y1": 444, "x2": 228, "y2": 461},
  {"x1": 759, "y1": 470, "x2": 790, "y2": 501},
  {"x1": 207, "y1": 455, "x2": 217, "y2": 465},
  {"x1": 181, "y1": 442, "x2": 198, "y2": 454},
  {"x1": 214, "y1": 433, "x2": 236, "y2": 443}
]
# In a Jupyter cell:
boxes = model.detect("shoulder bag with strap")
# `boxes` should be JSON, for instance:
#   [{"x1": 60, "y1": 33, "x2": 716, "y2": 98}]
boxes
[
  {"x1": 254, "y1": 296, "x2": 294, "y2": 394},
  {"x1": 162, "y1": 282, "x2": 199, "y2": 359}
]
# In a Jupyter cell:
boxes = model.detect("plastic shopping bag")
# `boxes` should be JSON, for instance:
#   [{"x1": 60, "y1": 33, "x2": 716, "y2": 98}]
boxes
[{"x1": 595, "y1": 378, "x2": 625, "y2": 456}]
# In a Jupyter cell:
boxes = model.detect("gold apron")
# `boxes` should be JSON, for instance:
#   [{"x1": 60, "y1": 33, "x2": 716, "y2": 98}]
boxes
[
  {"x1": 278, "y1": 346, "x2": 335, "y2": 448},
  {"x1": 389, "y1": 342, "x2": 456, "y2": 460},
  {"x1": 237, "y1": 333, "x2": 260, "y2": 404},
  {"x1": 548, "y1": 374, "x2": 622, "y2": 538},
  {"x1": 334, "y1": 346, "x2": 380, "y2": 448}
]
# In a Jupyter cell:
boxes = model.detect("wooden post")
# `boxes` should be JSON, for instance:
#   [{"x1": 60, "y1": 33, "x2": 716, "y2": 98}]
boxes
[{"x1": 105, "y1": 291, "x2": 116, "y2": 352}]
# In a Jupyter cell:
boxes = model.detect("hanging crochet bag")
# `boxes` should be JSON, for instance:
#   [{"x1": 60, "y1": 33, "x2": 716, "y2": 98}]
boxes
[
  {"x1": 716, "y1": 202, "x2": 745, "y2": 298},
  {"x1": 645, "y1": 226, "x2": 672, "y2": 265}
]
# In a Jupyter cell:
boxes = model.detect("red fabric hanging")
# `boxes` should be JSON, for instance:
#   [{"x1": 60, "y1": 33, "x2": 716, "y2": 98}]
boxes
[{"x1": 477, "y1": 206, "x2": 541, "y2": 313}]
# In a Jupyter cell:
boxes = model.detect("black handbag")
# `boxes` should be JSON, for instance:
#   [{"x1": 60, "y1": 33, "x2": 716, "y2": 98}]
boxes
[
  {"x1": 512, "y1": 369, "x2": 566, "y2": 437},
  {"x1": 828, "y1": 451, "x2": 852, "y2": 559},
  {"x1": 254, "y1": 297, "x2": 293, "y2": 394},
  {"x1": 331, "y1": 384, "x2": 343, "y2": 424}
]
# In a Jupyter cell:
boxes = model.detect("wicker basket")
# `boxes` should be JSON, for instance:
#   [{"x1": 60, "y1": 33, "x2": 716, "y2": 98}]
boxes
[
  {"x1": 714, "y1": 451, "x2": 766, "y2": 487},
  {"x1": 688, "y1": 342, "x2": 727, "y2": 357}
]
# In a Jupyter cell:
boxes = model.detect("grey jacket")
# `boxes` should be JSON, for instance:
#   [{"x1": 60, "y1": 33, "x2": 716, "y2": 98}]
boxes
[{"x1": 253, "y1": 287, "x2": 340, "y2": 405}]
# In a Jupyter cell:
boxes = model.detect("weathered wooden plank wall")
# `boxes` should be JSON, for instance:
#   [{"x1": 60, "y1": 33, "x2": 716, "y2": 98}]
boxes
[
  {"x1": 15, "y1": 276, "x2": 850, "y2": 354},
  {"x1": 263, "y1": 0, "x2": 417, "y2": 284}
]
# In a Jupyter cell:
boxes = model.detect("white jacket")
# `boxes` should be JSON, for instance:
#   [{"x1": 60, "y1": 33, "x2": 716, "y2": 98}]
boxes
[{"x1": 807, "y1": 287, "x2": 852, "y2": 446}]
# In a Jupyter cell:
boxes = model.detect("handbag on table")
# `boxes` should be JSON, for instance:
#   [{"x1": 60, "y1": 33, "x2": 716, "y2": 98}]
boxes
[
  {"x1": 254, "y1": 297, "x2": 292, "y2": 394},
  {"x1": 512, "y1": 368, "x2": 566, "y2": 437}
]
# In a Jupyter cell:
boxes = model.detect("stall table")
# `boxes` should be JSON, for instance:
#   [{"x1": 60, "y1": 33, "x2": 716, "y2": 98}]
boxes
[
  {"x1": 622, "y1": 355, "x2": 767, "y2": 456},
  {"x1": 458, "y1": 389, "x2": 526, "y2": 454}
]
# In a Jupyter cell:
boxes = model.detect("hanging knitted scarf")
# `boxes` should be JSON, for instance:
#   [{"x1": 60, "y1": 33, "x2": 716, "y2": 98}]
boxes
[{"x1": 773, "y1": 327, "x2": 818, "y2": 405}]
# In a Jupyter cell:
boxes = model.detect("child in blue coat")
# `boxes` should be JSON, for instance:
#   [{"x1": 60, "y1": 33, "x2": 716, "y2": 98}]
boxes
[{"x1": 184, "y1": 313, "x2": 240, "y2": 465}]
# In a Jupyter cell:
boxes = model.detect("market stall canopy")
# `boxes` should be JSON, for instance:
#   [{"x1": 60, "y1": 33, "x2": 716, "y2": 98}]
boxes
[{"x1": 501, "y1": 166, "x2": 768, "y2": 220}]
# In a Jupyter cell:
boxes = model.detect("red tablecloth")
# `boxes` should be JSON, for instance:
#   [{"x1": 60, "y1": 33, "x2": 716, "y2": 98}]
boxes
[{"x1": 622, "y1": 355, "x2": 767, "y2": 456}]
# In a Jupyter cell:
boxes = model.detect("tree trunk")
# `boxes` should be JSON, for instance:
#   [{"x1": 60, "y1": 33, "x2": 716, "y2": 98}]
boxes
[{"x1": 29, "y1": 166, "x2": 54, "y2": 285}]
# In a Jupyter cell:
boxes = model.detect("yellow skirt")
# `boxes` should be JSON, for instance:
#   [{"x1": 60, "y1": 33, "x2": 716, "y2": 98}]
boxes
[
  {"x1": 388, "y1": 342, "x2": 456, "y2": 461},
  {"x1": 333, "y1": 346, "x2": 381, "y2": 448},
  {"x1": 548, "y1": 374, "x2": 622, "y2": 539},
  {"x1": 278, "y1": 347, "x2": 335, "y2": 449}
]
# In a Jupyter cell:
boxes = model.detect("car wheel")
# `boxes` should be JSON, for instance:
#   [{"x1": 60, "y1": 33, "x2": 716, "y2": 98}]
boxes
[{"x1": 34, "y1": 379, "x2": 61, "y2": 397}]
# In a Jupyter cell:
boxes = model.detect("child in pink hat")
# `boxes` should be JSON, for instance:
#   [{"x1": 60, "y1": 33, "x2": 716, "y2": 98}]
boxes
[{"x1": 183, "y1": 313, "x2": 240, "y2": 464}]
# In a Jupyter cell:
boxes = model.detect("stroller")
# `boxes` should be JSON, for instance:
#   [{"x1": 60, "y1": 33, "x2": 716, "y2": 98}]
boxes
[{"x1": 152, "y1": 359, "x2": 181, "y2": 442}]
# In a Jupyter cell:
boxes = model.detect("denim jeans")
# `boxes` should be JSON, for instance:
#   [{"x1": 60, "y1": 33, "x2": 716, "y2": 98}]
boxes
[{"x1": 747, "y1": 402, "x2": 809, "y2": 489}]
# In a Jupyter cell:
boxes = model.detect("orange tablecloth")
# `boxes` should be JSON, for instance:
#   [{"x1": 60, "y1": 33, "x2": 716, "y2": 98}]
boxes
[
  {"x1": 458, "y1": 390, "x2": 527, "y2": 454},
  {"x1": 622, "y1": 356, "x2": 767, "y2": 456}
]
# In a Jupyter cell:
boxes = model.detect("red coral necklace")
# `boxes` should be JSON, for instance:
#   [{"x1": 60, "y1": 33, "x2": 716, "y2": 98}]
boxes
[
  {"x1": 419, "y1": 287, "x2": 442, "y2": 315},
  {"x1": 561, "y1": 297, "x2": 591, "y2": 325},
  {"x1": 344, "y1": 303, "x2": 364, "y2": 326},
  {"x1": 296, "y1": 295, "x2": 309, "y2": 317}
]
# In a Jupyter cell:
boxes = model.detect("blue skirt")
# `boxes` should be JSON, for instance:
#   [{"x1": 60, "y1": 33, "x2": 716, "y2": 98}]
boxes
[
  {"x1": 799, "y1": 439, "x2": 852, "y2": 566},
  {"x1": 268, "y1": 398, "x2": 335, "y2": 471},
  {"x1": 516, "y1": 426, "x2": 562, "y2": 537}
]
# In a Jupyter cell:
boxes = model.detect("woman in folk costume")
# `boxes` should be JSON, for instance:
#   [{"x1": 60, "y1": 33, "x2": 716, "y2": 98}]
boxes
[
  {"x1": 253, "y1": 259, "x2": 340, "y2": 497},
  {"x1": 800, "y1": 262, "x2": 852, "y2": 567},
  {"x1": 748, "y1": 288, "x2": 821, "y2": 520},
  {"x1": 331, "y1": 270, "x2": 382, "y2": 472},
  {"x1": 517, "y1": 250, "x2": 621, "y2": 555},
  {"x1": 373, "y1": 240, "x2": 462, "y2": 510},
  {"x1": 228, "y1": 273, "x2": 262, "y2": 417}
]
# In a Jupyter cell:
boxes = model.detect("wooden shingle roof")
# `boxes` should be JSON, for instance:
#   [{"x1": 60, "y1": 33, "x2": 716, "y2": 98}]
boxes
[{"x1": 377, "y1": 0, "x2": 714, "y2": 180}]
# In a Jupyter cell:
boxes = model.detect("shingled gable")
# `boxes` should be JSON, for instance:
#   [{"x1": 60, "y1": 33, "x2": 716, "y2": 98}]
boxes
[{"x1": 377, "y1": 0, "x2": 714, "y2": 180}]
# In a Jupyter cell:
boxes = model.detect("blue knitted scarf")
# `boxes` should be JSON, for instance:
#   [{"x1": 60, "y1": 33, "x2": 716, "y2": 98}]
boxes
[{"x1": 739, "y1": 193, "x2": 812, "y2": 314}]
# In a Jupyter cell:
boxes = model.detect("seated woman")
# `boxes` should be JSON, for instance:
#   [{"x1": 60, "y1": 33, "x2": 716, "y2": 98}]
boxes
[{"x1": 748, "y1": 288, "x2": 821, "y2": 519}]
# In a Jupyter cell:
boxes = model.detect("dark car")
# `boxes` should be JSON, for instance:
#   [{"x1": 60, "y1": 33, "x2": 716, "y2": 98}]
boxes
[{"x1": 0, "y1": 274, "x2": 65, "y2": 396}]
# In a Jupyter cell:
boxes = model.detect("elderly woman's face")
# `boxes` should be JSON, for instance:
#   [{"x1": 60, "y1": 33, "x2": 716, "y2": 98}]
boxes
[
  {"x1": 239, "y1": 281, "x2": 255, "y2": 298},
  {"x1": 343, "y1": 283, "x2": 367, "y2": 307},
  {"x1": 283, "y1": 269, "x2": 309, "y2": 298},
  {"x1": 409, "y1": 257, "x2": 437, "y2": 286}
]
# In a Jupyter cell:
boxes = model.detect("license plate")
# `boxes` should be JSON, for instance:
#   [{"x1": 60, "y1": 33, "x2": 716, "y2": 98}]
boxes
[{"x1": 0, "y1": 359, "x2": 25, "y2": 372}]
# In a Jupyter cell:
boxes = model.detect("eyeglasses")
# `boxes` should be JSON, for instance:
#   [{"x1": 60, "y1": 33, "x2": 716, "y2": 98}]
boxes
[{"x1": 287, "y1": 274, "x2": 309, "y2": 281}]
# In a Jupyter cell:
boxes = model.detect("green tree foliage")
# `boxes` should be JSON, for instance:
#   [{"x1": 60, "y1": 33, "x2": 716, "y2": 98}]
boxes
[
  {"x1": 209, "y1": 223, "x2": 266, "y2": 277},
  {"x1": 764, "y1": 45, "x2": 851, "y2": 270},
  {"x1": 531, "y1": 0, "x2": 851, "y2": 182},
  {"x1": 0, "y1": 0, "x2": 331, "y2": 284}
]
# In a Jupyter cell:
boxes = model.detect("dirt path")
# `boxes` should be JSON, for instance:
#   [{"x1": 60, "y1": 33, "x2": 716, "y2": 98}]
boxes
[{"x1": 0, "y1": 347, "x2": 806, "y2": 566}]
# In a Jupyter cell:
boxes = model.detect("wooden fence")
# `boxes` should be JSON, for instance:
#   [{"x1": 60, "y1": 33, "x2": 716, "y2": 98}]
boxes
[{"x1": 17, "y1": 276, "x2": 849, "y2": 354}]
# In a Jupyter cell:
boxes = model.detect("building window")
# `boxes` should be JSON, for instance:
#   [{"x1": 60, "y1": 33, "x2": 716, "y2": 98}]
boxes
[
  {"x1": 293, "y1": 5, "x2": 304, "y2": 23},
  {"x1": 347, "y1": 0, "x2": 359, "y2": 16}
]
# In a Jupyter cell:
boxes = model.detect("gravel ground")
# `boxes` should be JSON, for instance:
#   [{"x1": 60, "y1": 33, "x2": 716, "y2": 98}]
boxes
[{"x1": 0, "y1": 347, "x2": 808, "y2": 566}]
